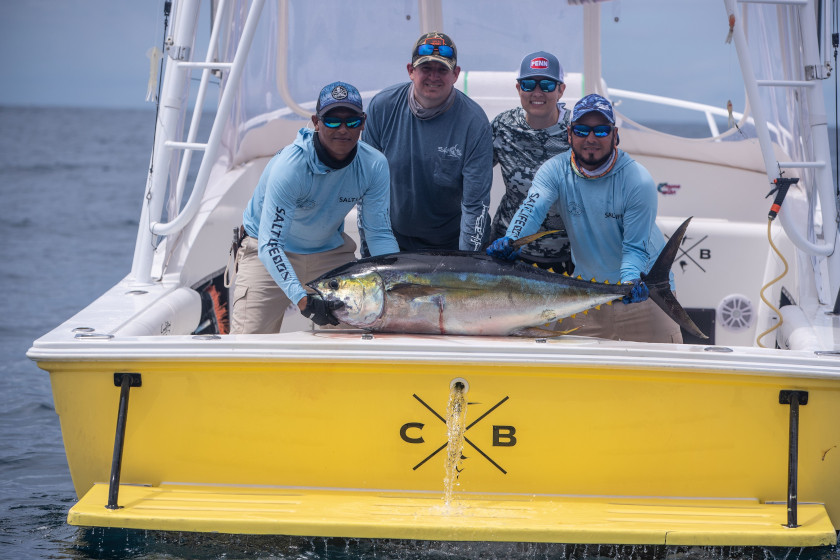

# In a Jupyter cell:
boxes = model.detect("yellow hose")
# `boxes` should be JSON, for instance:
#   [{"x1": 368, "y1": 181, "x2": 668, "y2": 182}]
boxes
[{"x1": 756, "y1": 218, "x2": 789, "y2": 348}]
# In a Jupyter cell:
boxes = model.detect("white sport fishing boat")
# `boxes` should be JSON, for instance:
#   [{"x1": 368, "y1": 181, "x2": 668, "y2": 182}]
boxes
[{"x1": 28, "y1": 0, "x2": 840, "y2": 548}]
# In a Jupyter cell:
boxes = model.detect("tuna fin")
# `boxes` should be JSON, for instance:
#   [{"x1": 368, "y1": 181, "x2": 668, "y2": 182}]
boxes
[
  {"x1": 513, "y1": 325, "x2": 581, "y2": 337},
  {"x1": 387, "y1": 282, "x2": 481, "y2": 298},
  {"x1": 512, "y1": 326, "x2": 567, "y2": 337},
  {"x1": 387, "y1": 283, "x2": 446, "y2": 298},
  {"x1": 512, "y1": 229, "x2": 562, "y2": 249},
  {"x1": 642, "y1": 217, "x2": 708, "y2": 339}
]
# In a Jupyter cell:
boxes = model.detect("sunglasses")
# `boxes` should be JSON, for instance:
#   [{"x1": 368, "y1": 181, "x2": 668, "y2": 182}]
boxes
[
  {"x1": 518, "y1": 79, "x2": 558, "y2": 92},
  {"x1": 571, "y1": 124, "x2": 613, "y2": 138},
  {"x1": 320, "y1": 115, "x2": 365, "y2": 129},
  {"x1": 416, "y1": 44, "x2": 455, "y2": 59}
]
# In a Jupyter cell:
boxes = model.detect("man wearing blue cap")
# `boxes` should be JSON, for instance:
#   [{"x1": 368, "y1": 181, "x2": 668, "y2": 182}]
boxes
[
  {"x1": 229, "y1": 81, "x2": 399, "y2": 334},
  {"x1": 486, "y1": 93, "x2": 682, "y2": 343},
  {"x1": 490, "y1": 51, "x2": 573, "y2": 274}
]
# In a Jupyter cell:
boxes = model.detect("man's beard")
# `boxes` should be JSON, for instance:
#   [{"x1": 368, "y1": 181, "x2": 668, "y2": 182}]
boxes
[{"x1": 572, "y1": 139, "x2": 615, "y2": 169}]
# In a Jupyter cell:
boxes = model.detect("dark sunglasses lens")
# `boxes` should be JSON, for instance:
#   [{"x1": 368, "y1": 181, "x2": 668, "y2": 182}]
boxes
[
  {"x1": 539, "y1": 80, "x2": 557, "y2": 92},
  {"x1": 519, "y1": 79, "x2": 536, "y2": 92},
  {"x1": 322, "y1": 116, "x2": 364, "y2": 129},
  {"x1": 437, "y1": 45, "x2": 454, "y2": 58},
  {"x1": 572, "y1": 126, "x2": 587, "y2": 137},
  {"x1": 417, "y1": 44, "x2": 434, "y2": 56},
  {"x1": 572, "y1": 125, "x2": 612, "y2": 137}
]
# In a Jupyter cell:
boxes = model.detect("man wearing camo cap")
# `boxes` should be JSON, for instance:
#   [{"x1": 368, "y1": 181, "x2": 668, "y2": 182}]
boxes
[
  {"x1": 487, "y1": 93, "x2": 682, "y2": 343},
  {"x1": 229, "y1": 81, "x2": 398, "y2": 334},
  {"x1": 490, "y1": 50, "x2": 573, "y2": 274}
]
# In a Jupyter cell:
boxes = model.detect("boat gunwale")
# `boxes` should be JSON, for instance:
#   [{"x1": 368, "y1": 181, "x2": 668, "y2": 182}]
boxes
[{"x1": 27, "y1": 330, "x2": 840, "y2": 378}]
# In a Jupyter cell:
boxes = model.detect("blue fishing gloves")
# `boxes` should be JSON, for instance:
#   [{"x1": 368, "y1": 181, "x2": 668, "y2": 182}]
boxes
[
  {"x1": 301, "y1": 296, "x2": 344, "y2": 326},
  {"x1": 622, "y1": 279, "x2": 649, "y2": 304},
  {"x1": 486, "y1": 237, "x2": 521, "y2": 261}
]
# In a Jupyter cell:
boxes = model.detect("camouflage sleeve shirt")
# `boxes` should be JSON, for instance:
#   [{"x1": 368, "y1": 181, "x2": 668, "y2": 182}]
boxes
[{"x1": 490, "y1": 105, "x2": 571, "y2": 261}]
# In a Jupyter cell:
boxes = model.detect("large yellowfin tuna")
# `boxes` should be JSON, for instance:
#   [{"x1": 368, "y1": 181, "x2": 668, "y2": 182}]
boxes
[{"x1": 308, "y1": 218, "x2": 706, "y2": 338}]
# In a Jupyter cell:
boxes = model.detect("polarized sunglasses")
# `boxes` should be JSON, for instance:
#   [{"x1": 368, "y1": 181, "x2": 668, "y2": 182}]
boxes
[
  {"x1": 571, "y1": 124, "x2": 613, "y2": 138},
  {"x1": 416, "y1": 43, "x2": 455, "y2": 58},
  {"x1": 518, "y1": 79, "x2": 558, "y2": 92},
  {"x1": 320, "y1": 115, "x2": 365, "y2": 129}
]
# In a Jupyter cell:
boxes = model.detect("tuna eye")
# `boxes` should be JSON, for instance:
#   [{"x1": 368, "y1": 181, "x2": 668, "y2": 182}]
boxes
[{"x1": 329, "y1": 280, "x2": 339, "y2": 289}]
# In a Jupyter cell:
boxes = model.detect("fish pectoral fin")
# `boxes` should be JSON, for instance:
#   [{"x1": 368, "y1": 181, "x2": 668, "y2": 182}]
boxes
[
  {"x1": 386, "y1": 283, "x2": 445, "y2": 298},
  {"x1": 511, "y1": 326, "x2": 565, "y2": 338}
]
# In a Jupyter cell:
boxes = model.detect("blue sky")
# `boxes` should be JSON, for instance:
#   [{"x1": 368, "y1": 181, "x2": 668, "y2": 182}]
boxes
[{"x1": 2, "y1": 1, "x2": 837, "y2": 125}]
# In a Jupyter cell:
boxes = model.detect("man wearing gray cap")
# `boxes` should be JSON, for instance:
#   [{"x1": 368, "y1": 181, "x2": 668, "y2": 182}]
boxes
[
  {"x1": 490, "y1": 50, "x2": 573, "y2": 274},
  {"x1": 229, "y1": 81, "x2": 398, "y2": 334},
  {"x1": 487, "y1": 94, "x2": 682, "y2": 343},
  {"x1": 361, "y1": 32, "x2": 493, "y2": 253}
]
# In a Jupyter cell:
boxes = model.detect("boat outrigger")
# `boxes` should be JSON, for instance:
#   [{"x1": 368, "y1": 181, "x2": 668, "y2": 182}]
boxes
[{"x1": 28, "y1": 0, "x2": 840, "y2": 548}]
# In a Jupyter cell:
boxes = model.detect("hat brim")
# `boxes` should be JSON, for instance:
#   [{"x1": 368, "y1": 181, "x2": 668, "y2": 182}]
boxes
[
  {"x1": 318, "y1": 102, "x2": 364, "y2": 118},
  {"x1": 517, "y1": 74, "x2": 563, "y2": 83},
  {"x1": 412, "y1": 55, "x2": 456, "y2": 70}
]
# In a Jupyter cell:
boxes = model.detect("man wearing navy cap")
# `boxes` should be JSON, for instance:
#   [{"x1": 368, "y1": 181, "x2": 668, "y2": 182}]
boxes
[
  {"x1": 361, "y1": 32, "x2": 493, "y2": 253},
  {"x1": 487, "y1": 94, "x2": 682, "y2": 343},
  {"x1": 490, "y1": 51, "x2": 573, "y2": 274},
  {"x1": 229, "y1": 81, "x2": 399, "y2": 334}
]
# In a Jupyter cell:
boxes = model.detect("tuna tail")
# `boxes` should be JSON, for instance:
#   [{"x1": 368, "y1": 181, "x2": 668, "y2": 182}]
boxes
[{"x1": 641, "y1": 217, "x2": 708, "y2": 340}]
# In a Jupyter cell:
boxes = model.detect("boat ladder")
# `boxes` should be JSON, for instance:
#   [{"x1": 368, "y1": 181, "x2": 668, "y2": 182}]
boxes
[
  {"x1": 724, "y1": 0, "x2": 839, "y2": 279},
  {"x1": 131, "y1": 0, "x2": 267, "y2": 284}
]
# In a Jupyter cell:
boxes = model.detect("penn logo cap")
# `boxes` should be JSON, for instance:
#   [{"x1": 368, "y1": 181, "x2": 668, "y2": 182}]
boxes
[{"x1": 517, "y1": 51, "x2": 564, "y2": 83}]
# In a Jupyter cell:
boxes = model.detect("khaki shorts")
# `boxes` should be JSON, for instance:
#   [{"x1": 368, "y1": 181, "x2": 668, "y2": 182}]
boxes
[
  {"x1": 553, "y1": 297, "x2": 683, "y2": 344},
  {"x1": 230, "y1": 233, "x2": 357, "y2": 334}
]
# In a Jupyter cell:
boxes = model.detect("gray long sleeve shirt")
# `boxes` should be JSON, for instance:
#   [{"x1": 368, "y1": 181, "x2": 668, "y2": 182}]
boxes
[{"x1": 362, "y1": 82, "x2": 493, "y2": 251}]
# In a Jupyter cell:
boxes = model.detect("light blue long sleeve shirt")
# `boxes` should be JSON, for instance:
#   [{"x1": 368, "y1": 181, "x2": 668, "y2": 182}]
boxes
[
  {"x1": 242, "y1": 128, "x2": 398, "y2": 304},
  {"x1": 506, "y1": 150, "x2": 673, "y2": 288}
]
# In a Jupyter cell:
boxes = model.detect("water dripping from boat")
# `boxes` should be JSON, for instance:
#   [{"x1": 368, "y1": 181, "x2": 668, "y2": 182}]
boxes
[{"x1": 443, "y1": 378, "x2": 468, "y2": 510}]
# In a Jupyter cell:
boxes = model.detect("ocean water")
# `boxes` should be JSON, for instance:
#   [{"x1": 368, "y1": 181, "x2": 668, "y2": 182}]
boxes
[{"x1": 1, "y1": 106, "x2": 839, "y2": 559}]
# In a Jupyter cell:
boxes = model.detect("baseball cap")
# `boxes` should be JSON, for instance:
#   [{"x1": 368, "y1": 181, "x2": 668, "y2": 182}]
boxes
[
  {"x1": 316, "y1": 81, "x2": 364, "y2": 118},
  {"x1": 517, "y1": 51, "x2": 564, "y2": 83},
  {"x1": 571, "y1": 93, "x2": 615, "y2": 124},
  {"x1": 412, "y1": 32, "x2": 457, "y2": 70}
]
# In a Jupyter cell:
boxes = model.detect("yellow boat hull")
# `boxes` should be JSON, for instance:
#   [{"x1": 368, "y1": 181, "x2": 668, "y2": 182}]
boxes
[{"x1": 36, "y1": 333, "x2": 840, "y2": 545}]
